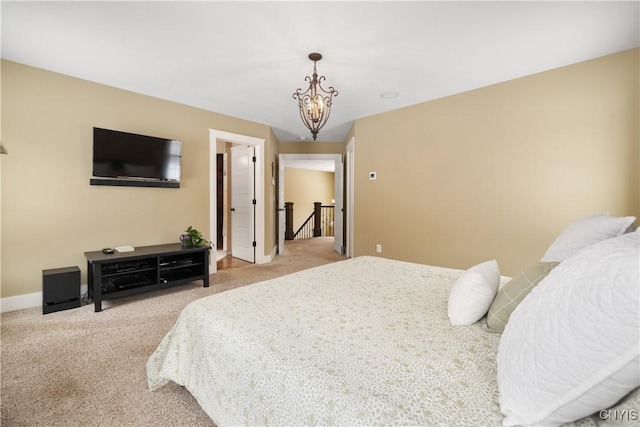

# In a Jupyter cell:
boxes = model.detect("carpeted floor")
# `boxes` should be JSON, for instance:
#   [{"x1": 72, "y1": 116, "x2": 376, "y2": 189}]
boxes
[{"x1": 1, "y1": 237, "x2": 346, "y2": 426}]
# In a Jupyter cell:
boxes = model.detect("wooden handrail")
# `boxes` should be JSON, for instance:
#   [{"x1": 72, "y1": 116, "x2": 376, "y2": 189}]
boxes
[
  {"x1": 286, "y1": 202, "x2": 335, "y2": 240},
  {"x1": 293, "y1": 211, "x2": 316, "y2": 239}
]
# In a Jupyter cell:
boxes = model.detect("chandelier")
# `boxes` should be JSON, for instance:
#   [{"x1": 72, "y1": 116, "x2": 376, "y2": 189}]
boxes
[{"x1": 292, "y1": 53, "x2": 338, "y2": 141}]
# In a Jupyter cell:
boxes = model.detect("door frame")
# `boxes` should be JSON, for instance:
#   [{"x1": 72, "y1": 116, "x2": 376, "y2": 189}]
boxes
[
  {"x1": 209, "y1": 129, "x2": 266, "y2": 273},
  {"x1": 346, "y1": 137, "x2": 355, "y2": 258},
  {"x1": 278, "y1": 153, "x2": 345, "y2": 255}
]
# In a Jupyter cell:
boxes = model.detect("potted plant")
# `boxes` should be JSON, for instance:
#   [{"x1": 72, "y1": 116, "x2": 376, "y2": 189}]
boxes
[{"x1": 180, "y1": 226, "x2": 211, "y2": 248}]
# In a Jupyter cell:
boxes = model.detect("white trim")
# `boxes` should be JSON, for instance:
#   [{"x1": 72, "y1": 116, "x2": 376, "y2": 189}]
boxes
[
  {"x1": 1, "y1": 292, "x2": 41, "y2": 313},
  {"x1": 0, "y1": 284, "x2": 89, "y2": 313},
  {"x1": 281, "y1": 153, "x2": 341, "y2": 163},
  {"x1": 346, "y1": 137, "x2": 355, "y2": 258},
  {"x1": 209, "y1": 129, "x2": 268, "y2": 269}
]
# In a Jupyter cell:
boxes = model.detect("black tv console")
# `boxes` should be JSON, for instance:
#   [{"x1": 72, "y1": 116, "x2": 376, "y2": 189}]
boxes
[{"x1": 85, "y1": 243, "x2": 210, "y2": 312}]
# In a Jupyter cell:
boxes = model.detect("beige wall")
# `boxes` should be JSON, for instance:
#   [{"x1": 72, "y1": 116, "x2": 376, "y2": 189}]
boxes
[
  {"x1": 1, "y1": 60, "x2": 274, "y2": 298},
  {"x1": 2, "y1": 48, "x2": 638, "y2": 298},
  {"x1": 353, "y1": 49, "x2": 639, "y2": 276},
  {"x1": 0, "y1": 59, "x2": 3, "y2": 292},
  {"x1": 284, "y1": 167, "x2": 335, "y2": 231},
  {"x1": 279, "y1": 141, "x2": 344, "y2": 154},
  {"x1": 267, "y1": 127, "x2": 279, "y2": 254}
]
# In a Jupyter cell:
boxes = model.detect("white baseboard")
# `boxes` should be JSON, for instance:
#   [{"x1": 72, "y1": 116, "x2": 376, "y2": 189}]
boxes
[
  {"x1": 1, "y1": 284, "x2": 88, "y2": 314},
  {"x1": 0, "y1": 292, "x2": 41, "y2": 313}
]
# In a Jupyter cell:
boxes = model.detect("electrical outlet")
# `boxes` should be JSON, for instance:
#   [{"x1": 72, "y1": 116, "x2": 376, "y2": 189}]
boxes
[{"x1": 376, "y1": 244, "x2": 382, "y2": 253}]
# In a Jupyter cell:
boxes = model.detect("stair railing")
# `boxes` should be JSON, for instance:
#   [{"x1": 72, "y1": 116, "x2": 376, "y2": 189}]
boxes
[{"x1": 285, "y1": 202, "x2": 335, "y2": 240}]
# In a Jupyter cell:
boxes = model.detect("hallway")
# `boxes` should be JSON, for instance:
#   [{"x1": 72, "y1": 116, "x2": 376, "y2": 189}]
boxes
[{"x1": 217, "y1": 237, "x2": 341, "y2": 271}]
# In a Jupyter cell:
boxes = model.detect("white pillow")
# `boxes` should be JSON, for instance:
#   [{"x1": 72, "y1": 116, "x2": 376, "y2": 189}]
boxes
[
  {"x1": 498, "y1": 232, "x2": 640, "y2": 426},
  {"x1": 447, "y1": 260, "x2": 500, "y2": 326},
  {"x1": 541, "y1": 213, "x2": 635, "y2": 262}
]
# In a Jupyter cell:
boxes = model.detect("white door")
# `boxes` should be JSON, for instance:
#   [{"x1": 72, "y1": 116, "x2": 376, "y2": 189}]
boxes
[
  {"x1": 278, "y1": 155, "x2": 286, "y2": 254},
  {"x1": 333, "y1": 156, "x2": 344, "y2": 254},
  {"x1": 230, "y1": 145, "x2": 255, "y2": 263}
]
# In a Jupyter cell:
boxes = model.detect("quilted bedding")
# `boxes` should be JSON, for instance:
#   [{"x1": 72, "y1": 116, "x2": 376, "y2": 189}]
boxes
[{"x1": 146, "y1": 256, "x2": 626, "y2": 426}]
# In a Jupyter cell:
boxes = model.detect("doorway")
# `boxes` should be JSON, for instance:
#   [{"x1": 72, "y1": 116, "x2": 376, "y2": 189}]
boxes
[
  {"x1": 209, "y1": 129, "x2": 266, "y2": 274},
  {"x1": 278, "y1": 153, "x2": 344, "y2": 256}
]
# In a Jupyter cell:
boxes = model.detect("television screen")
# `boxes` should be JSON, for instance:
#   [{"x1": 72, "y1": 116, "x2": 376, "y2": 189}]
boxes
[{"x1": 92, "y1": 127, "x2": 181, "y2": 182}]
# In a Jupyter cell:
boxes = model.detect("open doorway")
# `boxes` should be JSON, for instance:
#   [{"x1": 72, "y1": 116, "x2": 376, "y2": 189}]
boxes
[
  {"x1": 215, "y1": 144, "x2": 258, "y2": 271},
  {"x1": 209, "y1": 129, "x2": 266, "y2": 274},
  {"x1": 213, "y1": 143, "x2": 257, "y2": 265},
  {"x1": 278, "y1": 154, "x2": 344, "y2": 257}
]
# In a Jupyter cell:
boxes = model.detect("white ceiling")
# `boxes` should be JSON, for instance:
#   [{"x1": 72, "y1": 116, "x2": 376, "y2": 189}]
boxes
[{"x1": 2, "y1": 1, "x2": 639, "y2": 143}]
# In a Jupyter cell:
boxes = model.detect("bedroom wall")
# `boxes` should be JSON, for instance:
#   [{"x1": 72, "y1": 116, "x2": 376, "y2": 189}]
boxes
[
  {"x1": 352, "y1": 48, "x2": 639, "y2": 276},
  {"x1": 1, "y1": 60, "x2": 274, "y2": 299},
  {"x1": 278, "y1": 141, "x2": 344, "y2": 154},
  {"x1": 267, "y1": 127, "x2": 280, "y2": 257},
  {"x1": 284, "y1": 168, "x2": 335, "y2": 231},
  {"x1": 0, "y1": 59, "x2": 3, "y2": 293}
]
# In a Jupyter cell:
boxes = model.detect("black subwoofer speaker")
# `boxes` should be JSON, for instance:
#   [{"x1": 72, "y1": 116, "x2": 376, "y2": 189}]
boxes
[{"x1": 42, "y1": 266, "x2": 81, "y2": 314}]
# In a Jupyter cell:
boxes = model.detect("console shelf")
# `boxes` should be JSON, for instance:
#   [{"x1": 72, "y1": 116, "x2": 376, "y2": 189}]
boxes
[{"x1": 85, "y1": 243, "x2": 210, "y2": 312}]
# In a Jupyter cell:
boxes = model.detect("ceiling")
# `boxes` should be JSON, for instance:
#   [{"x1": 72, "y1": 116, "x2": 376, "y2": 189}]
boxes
[{"x1": 2, "y1": 1, "x2": 639, "y2": 143}]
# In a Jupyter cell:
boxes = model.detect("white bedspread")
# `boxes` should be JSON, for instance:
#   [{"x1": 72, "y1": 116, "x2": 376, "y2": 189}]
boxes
[{"x1": 147, "y1": 256, "x2": 506, "y2": 425}]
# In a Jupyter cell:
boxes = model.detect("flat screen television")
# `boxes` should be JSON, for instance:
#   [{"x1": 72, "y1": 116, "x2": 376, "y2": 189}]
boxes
[{"x1": 92, "y1": 127, "x2": 182, "y2": 187}]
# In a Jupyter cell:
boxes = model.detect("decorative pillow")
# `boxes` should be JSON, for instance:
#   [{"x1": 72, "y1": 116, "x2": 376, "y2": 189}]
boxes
[
  {"x1": 497, "y1": 232, "x2": 640, "y2": 426},
  {"x1": 447, "y1": 260, "x2": 500, "y2": 326},
  {"x1": 486, "y1": 261, "x2": 559, "y2": 333},
  {"x1": 541, "y1": 213, "x2": 635, "y2": 262}
]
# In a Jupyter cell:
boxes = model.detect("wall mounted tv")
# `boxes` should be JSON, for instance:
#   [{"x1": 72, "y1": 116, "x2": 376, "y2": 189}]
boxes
[{"x1": 90, "y1": 127, "x2": 182, "y2": 188}]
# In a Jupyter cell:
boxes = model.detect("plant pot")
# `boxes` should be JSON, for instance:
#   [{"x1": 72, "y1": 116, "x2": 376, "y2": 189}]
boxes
[{"x1": 179, "y1": 234, "x2": 193, "y2": 247}]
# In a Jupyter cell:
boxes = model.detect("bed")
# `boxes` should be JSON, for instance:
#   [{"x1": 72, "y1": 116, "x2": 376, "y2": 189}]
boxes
[
  {"x1": 147, "y1": 215, "x2": 639, "y2": 426},
  {"x1": 148, "y1": 256, "x2": 508, "y2": 425}
]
